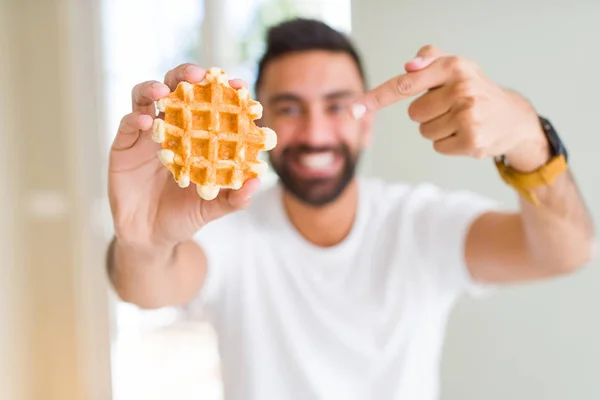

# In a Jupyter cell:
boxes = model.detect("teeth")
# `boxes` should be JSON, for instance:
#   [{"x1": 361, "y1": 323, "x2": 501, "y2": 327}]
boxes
[{"x1": 300, "y1": 152, "x2": 334, "y2": 169}]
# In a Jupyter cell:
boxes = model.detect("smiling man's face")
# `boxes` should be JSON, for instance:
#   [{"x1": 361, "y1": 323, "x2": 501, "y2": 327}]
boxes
[{"x1": 258, "y1": 50, "x2": 372, "y2": 206}]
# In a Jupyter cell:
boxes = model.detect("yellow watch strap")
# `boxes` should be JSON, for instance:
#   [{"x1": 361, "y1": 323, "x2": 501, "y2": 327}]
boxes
[{"x1": 495, "y1": 154, "x2": 568, "y2": 205}]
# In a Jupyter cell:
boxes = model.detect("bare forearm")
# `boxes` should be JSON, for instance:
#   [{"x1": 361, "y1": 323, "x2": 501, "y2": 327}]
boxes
[
  {"x1": 519, "y1": 171, "x2": 595, "y2": 272},
  {"x1": 106, "y1": 236, "x2": 207, "y2": 309},
  {"x1": 501, "y1": 102, "x2": 595, "y2": 272}
]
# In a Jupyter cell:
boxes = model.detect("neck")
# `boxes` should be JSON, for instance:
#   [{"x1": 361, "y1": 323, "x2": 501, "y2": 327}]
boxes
[{"x1": 282, "y1": 179, "x2": 359, "y2": 247}]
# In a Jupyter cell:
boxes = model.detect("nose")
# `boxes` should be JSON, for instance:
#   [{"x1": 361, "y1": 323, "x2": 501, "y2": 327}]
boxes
[{"x1": 296, "y1": 107, "x2": 335, "y2": 147}]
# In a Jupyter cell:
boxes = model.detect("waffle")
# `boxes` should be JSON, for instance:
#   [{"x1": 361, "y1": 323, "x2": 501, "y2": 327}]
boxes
[{"x1": 151, "y1": 67, "x2": 277, "y2": 200}]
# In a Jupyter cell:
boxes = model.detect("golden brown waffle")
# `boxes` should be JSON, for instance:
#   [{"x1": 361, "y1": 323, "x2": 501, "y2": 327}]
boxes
[{"x1": 151, "y1": 67, "x2": 277, "y2": 200}]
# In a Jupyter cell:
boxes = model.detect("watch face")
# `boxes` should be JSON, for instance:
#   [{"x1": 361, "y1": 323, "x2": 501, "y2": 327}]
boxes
[{"x1": 539, "y1": 116, "x2": 568, "y2": 161}]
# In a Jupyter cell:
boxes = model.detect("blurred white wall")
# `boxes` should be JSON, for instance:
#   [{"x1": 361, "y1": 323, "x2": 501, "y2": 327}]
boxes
[{"x1": 351, "y1": 0, "x2": 600, "y2": 399}]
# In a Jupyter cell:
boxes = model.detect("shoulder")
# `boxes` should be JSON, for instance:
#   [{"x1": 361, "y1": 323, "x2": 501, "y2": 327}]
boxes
[{"x1": 359, "y1": 176, "x2": 500, "y2": 225}]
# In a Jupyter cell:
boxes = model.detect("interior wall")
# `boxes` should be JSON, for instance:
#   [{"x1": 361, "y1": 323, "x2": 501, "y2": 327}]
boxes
[
  {"x1": 1, "y1": 0, "x2": 112, "y2": 399},
  {"x1": 351, "y1": 1, "x2": 600, "y2": 399},
  {"x1": 0, "y1": 1, "x2": 28, "y2": 399},
  {"x1": 61, "y1": 0, "x2": 115, "y2": 397}
]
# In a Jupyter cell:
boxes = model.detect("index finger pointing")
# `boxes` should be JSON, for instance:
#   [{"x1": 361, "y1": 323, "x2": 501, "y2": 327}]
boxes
[{"x1": 351, "y1": 58, "x2": 449, "y2": 119}]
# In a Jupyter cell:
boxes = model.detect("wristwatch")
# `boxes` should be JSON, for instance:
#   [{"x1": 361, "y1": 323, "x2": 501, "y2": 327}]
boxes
[{"x1": 494, "y1": 116, "x2": 569, "y2": 205}]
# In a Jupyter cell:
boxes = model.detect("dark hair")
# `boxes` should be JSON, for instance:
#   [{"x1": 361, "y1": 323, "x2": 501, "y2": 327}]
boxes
[{"x1": 255, "y1": 18, "x2": 366, "y2": 94}]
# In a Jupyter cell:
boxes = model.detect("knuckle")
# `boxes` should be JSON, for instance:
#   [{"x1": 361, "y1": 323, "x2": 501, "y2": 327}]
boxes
[
  {"x1": 120, "y1": 112, "x2": 134, "y2": 124},
  {"x1": 178, "y1": 63, "x2": 201, "y2": 77},
  {"x1": 371, "y1": 93, "x2": 384, "y2": 109},
  {"x1": 462, "y1": 95, "x2": 477, "y2": 110},
  {"x1": 112, "y1": 218, "x2": 130, "y2": 238},
  {"x1": 456, "y1": 102, "x2": 478, "y2": 124},
  {"x1": 176, "y1": 62, "x2": 194, "y2": 73},
  {"x1": 165, "y1": 65, "x2": 186, "y2": 81},
  {"x1": 131, "y1": 82, "x2": 144, "y2": 97},
  {"x1": 132, "y1": 81, "x2": 153, "y2": 98},
  {"x1": 445, "y1": 56, "x2": 469, "y2": 75},
  {"x1": 461, "y1": 132, "x2": 485, "y2": 157},
  {"x1": 395, "y1": 75, "x2": 414, "y2": 96},
  {"x1": 118, "y1": 113, "x2": 137, "y2": 131},
  {"x1": 165, "y1": 63, "x2": 201, "y2": 86},
  {"x1": 452, "y1": 80, "x2": 476, "y2": 98}
]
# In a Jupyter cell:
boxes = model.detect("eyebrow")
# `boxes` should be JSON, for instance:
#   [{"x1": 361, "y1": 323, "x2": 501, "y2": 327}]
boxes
[{"x1": 267, "y1": 90, "x2": 358, "y2": 106}]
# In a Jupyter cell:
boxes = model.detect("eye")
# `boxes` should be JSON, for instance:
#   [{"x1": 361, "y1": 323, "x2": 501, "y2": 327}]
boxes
[
  {"x1": 327, "y1": 103, "x2": 347, "y2": 114},
  {"x1": 276, "y1": 105, "x2": 302, "y2": 116}
]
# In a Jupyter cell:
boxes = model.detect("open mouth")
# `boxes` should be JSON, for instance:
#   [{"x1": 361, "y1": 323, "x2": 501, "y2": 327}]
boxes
[{"x1": 288, "y1": 150, "x2": 343, "y2": 178}]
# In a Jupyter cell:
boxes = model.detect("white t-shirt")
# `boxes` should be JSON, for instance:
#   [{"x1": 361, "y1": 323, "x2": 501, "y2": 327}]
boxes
[{"x1": 189, "y1": 177, "x2": 500, "y2": 400}]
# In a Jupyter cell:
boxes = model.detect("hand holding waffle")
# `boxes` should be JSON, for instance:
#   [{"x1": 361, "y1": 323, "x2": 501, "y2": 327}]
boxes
[{"x1": 108, "y1": 64, "x2": 276, "y2": 247}]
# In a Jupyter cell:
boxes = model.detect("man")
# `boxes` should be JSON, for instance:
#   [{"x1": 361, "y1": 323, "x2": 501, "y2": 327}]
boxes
[{"x1": 107, "y1": 18, "x2": 595, "y2": 400}]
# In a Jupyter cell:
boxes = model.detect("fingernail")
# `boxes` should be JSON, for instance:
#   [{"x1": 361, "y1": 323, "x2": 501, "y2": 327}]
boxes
[
  {"x1": 185, "y1": 65, "x2": 202, "y2": 74},
  {"x1": 244, "y1": 178, "x2": 261, "y2": 200},
  {"x1": 151, "y1": 82, "x2": 168, "y2": 94},
  {"x1": 408, "y1": 56, "x2": 433, "y2": 66},
  {"x1": 351, "y1": 103, "x2": 367, "y2": 120}
]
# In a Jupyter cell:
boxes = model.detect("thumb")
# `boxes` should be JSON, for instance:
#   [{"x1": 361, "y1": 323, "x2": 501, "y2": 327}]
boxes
[
  {"x1": 198, "y1": 178, "x2": 262, "y2": 224},
  {"x1": 224, "y1": 178, "x2": 262, "y2": 210}
]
